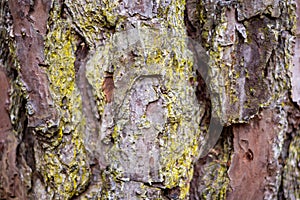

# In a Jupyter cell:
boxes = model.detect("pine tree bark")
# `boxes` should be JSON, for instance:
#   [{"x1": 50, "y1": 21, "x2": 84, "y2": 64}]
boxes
[
  {"x1": 0, "y1": 0, "x2": 299, "y2": 200},
  {"x1": 188, "y1": 0, "x2": 300, "y2": 199}
]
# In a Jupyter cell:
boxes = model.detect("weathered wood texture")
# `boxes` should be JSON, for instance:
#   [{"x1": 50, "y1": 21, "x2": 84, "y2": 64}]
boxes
[{"x1": 0, "y1": 0, "x2": 299, "y2": 199}]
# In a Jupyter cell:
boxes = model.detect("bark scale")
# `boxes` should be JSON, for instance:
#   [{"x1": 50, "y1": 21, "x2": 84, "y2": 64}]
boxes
[{"x1": 0, "y1": 0, "x2": 299, "y2": 200}]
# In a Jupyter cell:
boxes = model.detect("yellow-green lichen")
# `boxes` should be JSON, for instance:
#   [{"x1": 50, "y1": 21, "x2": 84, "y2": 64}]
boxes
[
  {"x1": 37, "y1": 2, "x2": 91, "y2": 199},
  {"x1": 64, "y1": 0, "x2": 122, "y2": 47},
  {"x1": 156, "y1": 42, "x2": 201, "y2": 198},
  {"x1": 86, "y1": 24, "x2": 202, "y2": 198},
  {"x1": 199, "y1": 144, "x2": 231, "y2": 200}
]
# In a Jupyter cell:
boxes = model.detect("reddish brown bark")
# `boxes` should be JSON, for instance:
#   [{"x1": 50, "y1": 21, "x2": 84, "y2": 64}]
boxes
[
  {"x1": 8, "y1": 0, "x2": 58, "y2": 133},
  {"x1": 0, "y1": 68, "x2": 26, "y2": 199},
  {"x1": 228, "y1": 110, "x2": 279, "y2": 199}
]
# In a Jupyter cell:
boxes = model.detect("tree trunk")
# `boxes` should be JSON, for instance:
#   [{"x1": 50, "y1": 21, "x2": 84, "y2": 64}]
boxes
[{"x1": 0, "y1": 0, "x2": 299, "y2": 199}]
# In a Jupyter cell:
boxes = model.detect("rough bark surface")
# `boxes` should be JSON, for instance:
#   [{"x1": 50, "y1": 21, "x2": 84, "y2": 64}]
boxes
[
  {"x1": 0, "y1": 68, "x2": 27, "y2": 199},
  {"x1": 188, "y1": 0, "x2": 299, "y2": 199},
  {"x1": 0, "y1": 0, "x2": 299, "y2": 200}
]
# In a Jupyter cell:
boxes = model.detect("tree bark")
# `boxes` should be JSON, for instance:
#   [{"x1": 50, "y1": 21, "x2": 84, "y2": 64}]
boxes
[
  {"x1": 0, "y1": 0, "x2": 299, "y2": 200},
  {"x1": 188, "y1": 0, "x2": 300, "y2": 199}
]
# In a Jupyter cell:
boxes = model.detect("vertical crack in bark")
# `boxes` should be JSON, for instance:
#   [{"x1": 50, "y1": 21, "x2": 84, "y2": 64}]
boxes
[
  {"x1": 74, "y1": 35, "x2": 108, "y2": 196},
  {"x1": 190, "y1": 126, "x2": 233, "y2": 199},
  {"x1": 185, "y1": 0, "x2": 213, "y2": 154},
  {"x1": 184, "y1": 0, "x2": 201, "y2": 40}
]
